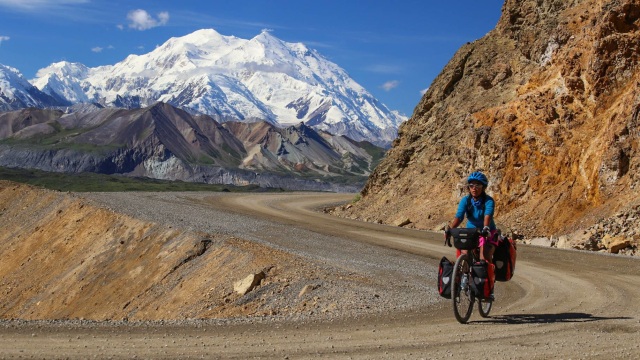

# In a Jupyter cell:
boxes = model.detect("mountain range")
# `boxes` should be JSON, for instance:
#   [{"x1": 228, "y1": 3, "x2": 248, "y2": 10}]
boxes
[
  {"x1": 0, "y1": 29, "x2": 405, "y2": 148},
  {"x1": 0, "y1": 102, "x2": 384, "y2": 191}
]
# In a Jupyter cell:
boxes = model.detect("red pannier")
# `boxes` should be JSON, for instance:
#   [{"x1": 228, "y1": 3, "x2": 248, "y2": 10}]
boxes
[
  {"x1": 493, "y1": 235, "x2": 517, "y2": 282},
  {"x1": 437, "y1": 257, "x2": 454, "y2": 299},
  {"x1": 470, "y1": 260, "x2": 495, "y2": 299}
]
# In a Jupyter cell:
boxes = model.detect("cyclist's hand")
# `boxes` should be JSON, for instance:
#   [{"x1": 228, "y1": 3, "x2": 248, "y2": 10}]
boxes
[{"x1": 482, "y1": 226, "x2": 491, "y2": 238}]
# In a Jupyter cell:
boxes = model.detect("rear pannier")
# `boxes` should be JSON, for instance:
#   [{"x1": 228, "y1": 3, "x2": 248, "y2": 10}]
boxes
[{"x1": 493, "y1": 235, "x2": 517, "y2": 282}]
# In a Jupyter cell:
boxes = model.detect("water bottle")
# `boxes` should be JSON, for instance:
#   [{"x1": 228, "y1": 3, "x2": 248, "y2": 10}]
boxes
[{"x1": 461, "y1": 274, "x2": 468, "y2": 290}]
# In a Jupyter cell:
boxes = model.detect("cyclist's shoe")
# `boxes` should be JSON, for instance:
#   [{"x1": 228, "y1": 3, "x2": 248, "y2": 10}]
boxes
[{"x1": 489, "y1": 292, "x2": 495, "y2": 301}]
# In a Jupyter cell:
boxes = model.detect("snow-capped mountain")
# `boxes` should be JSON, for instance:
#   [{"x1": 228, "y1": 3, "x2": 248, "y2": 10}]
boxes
[
  {"x1": 0, "y1": 64, "x2": 65, "y2": 111},
  {"x1": 31, "y1": 29, "x2": 406, "y2": 146}
]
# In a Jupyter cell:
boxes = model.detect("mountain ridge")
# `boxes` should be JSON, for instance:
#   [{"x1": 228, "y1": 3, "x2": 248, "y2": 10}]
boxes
[
  {"x1": 22, "y1": 28, "x2": 405, "y2": 147},
  {"x1": 0, "y1": 102, "x2": 383, "y2": 191}
]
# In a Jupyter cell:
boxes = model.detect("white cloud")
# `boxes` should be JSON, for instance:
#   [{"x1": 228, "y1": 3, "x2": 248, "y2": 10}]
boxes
[
  {"x1": 0, "y1": 36, "x2": 9, "y2": 45},
  {"x1": 381, "y1": 80, "x2": 400, "y2": 92},
  {"x1": 420, "y1": 88, "x2": 429, "y2": 95},
  {"x1": 157, "y1": 11, "x2": 169, "y2": 24},
  {"x1": 127, "y1": 9, "x2": 169, "y2": 31},
  {"x1": 92, "y1": 44, "x2": 115, "y2": 53},
  {"x1": 0, "y1": 0, "x2": 88, "y2": 10}
]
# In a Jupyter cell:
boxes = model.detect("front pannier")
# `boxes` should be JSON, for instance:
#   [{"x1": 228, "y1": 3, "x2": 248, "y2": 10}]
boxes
[
  {"x1": 450, "y1": 228, "x2": 480, "y2": 250},
  {"x1": 437, "y1": 257, "x2": 454, "y2": 299},
  {"x1": 470, "y1": 260, "x2": 495, "y2": 300}
]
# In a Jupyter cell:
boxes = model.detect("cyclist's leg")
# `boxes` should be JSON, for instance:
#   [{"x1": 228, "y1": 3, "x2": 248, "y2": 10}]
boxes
[
  {"x1": 479, "y1": 230, "x2": 499, "y2": 262},
  {"x1": 481, "y1": 243, "x2": 495, "y2": 262},
  {"x1": 480, "y1": 231, "x2": 499, "y2": 300}
]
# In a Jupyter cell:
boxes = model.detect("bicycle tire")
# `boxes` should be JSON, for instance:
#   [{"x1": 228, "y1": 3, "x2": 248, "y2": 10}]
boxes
[
  {"x1": 478, "y1": 298, "x2": 492, "y2": 318},
  {"x1": 452, "y1": 254, "x2": 475, "y2": 324}
]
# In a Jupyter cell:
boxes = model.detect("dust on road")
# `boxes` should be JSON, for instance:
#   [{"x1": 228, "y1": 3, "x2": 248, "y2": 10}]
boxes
[{"x1": 0, "y1": 185, "x2": 639, "y2": 359}]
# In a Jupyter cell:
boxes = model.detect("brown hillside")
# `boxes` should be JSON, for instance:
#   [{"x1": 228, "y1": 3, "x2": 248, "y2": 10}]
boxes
[
  {"x1": 335, "y1": 0, "x2": 640, "y2": 242},
  {"x1": 0, "y1": 181, "x2": 336, "y2": 321}
]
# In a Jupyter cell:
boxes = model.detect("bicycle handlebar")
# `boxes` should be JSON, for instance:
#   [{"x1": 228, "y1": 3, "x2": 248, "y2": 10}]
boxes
[{"x1": 444, "y1": 226, "x2": 452, "y2": 247}]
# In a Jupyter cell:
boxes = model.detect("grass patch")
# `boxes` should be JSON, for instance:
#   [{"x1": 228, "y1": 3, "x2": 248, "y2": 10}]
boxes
[
  {"x1": 0, "y1": 166, "x2": 283, "y2": 193},
  {"x1": 358, "y1": 141, "x2": 387, "y2": 169}
]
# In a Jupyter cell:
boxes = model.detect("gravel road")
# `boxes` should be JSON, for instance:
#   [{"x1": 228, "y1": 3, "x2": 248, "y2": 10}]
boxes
[
  {"x1": 80, "y1": 192, "x2": 442, "y2": 317},
  {"x1": 1, "y1": 191, "x2": 639, "y2": 359}
]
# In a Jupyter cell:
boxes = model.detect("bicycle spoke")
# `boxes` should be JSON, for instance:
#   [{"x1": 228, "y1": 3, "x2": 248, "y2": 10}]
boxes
[{"x1": 452, "y1": 254, "x2": 475, "y2": 323}]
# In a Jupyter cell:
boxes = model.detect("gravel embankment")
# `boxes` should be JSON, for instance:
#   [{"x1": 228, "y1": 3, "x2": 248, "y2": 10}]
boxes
[{"x1": 80, "y1": 192, "x2": 442, "y2": 322}]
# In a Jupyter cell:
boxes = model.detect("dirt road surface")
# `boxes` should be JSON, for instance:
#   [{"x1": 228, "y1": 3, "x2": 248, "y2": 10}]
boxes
[{"x1": 1, "y1": 192, "x2": 639, "y2": 359}]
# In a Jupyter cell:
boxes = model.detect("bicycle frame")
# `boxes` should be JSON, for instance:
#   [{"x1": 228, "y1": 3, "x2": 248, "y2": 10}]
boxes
[{"x1": 446, "y1": 229, "x2": 493, "y2": 323}]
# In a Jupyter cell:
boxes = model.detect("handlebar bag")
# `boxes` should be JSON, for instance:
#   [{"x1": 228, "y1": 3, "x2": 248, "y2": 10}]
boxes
[{"x1": 450, "y1": 228, "x2": 480, "y2": 250}]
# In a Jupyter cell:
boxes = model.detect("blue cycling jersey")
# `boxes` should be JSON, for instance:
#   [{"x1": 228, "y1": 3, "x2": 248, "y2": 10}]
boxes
[{"x1": 455, "y1": 194, "x2": 496, "y2": 230}]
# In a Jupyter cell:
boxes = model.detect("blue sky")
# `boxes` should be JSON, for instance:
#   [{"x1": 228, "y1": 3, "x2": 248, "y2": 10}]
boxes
[{"x1": 0, "y1": 0, "x2": 504, "y2": 117}]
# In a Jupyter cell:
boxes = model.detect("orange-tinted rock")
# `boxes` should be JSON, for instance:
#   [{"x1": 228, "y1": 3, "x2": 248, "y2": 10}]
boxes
[{"x1": 338, "y1": 0, "x2": 640, "y2": 238}]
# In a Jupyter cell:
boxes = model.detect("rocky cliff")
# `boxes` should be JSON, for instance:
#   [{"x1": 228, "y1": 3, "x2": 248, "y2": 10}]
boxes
[{"x1": 335, "y1": 0, "x2": 640, "y2": 251}]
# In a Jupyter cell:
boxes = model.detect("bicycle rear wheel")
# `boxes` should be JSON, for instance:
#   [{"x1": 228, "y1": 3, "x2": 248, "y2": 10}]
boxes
[
  {"x1": 451, "y1": 254, "x2": 474, "y2": 324},
  {"x1": 478, "y1": 298, "x2": 492, "y2": 318}
]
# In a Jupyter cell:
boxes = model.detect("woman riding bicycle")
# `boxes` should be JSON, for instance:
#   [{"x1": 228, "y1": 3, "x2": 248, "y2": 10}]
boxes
[{"x1": 446, "y1": 171, "x2": 498, "y2": 263}]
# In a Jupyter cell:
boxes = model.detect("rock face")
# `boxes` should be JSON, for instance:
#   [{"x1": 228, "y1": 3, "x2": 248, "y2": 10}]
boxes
[{"x1": 337, "y1": 0, "x2": 640, "y2": 240}]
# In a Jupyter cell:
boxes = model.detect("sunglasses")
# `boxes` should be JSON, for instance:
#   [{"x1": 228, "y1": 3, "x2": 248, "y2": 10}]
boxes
[{"x1": 468, "y1": 183, "x2": 483, "y2": 189}]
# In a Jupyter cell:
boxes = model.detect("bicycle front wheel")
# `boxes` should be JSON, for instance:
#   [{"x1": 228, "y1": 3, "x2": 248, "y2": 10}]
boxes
[
  {"x1": 478, "y1": 298, "x2": 492, "y2": 318},
  {"x1": 451, "y1": 253, "x2": 475, "y2": 324}
]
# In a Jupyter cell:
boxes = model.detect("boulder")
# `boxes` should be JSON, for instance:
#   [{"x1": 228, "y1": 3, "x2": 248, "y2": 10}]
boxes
[
  {"x1": 529, "y1": 237, "x2": 552, "y2": 247},
  {"x1": 394, "y1": 218, "x2": 412, "y2": 227},
  {"x1": 555, "y1": 235, "x2": 571, "y2": 249},
  {"x1": 233, "y1": 271, "x2": 266, "y2": 296},
  {"x1": 601, "y1": 234, "x2": 631, "y2": 254}
]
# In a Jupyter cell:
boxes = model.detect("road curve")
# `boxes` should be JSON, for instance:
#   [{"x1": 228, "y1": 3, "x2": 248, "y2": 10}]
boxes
[{"x1": 2, "y1": 192, "x2": 639, "y2": 359}]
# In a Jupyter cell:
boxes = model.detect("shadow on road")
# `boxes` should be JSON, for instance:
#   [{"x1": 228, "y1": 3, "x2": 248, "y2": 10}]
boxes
[{"x1": 476, "y1": 312, "x2": 632, "y2": 324}]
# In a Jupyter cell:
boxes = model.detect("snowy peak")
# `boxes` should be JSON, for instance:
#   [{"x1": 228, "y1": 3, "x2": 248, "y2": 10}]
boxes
[
  {"x1": 30, "y1": 62, "x2": 91, "y2": 104},
  {"x1": 0, "y1": 64, "x2": 64, "y2": 111},
  {"x1": 1, "y1": 64, "x2": 31, "y2": 94},
  {"x1": 34, "y1": 61, "x2": 90, "y2": 79},
  {"x1": 28, "y1": 28, "x2": 406, "y2": 146}
]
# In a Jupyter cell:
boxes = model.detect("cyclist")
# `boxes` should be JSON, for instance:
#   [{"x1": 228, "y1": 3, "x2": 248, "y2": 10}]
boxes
[{"x1": 445, "y1": 171, "x2": 498, "y2": 263}]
